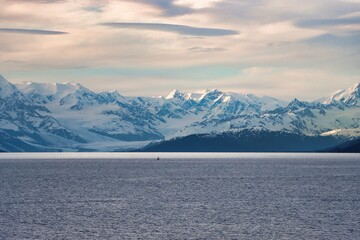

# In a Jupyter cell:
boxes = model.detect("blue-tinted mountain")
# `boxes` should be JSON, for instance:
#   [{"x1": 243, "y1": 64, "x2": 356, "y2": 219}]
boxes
[
  {"x1": 329, "y1": 138, "x2": 360, "y2": 153},
  {"x1": 0, "y1": 73, "x2": 358, "y2": 151},
  {"x1": 142, "y1": 129, "x2": 343, "y2": 152},
  {"x1": 0, "y1": 74, "x2": 86, "y2": 152}
]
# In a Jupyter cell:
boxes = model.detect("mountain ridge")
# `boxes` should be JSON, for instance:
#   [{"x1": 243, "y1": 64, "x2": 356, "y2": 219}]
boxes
[
  {"x1": 142, "y1": 129, "x2": 345, "y2": 152},
  {"x1": 1, "y1": 73, "x2": 359, "y2": 152}
]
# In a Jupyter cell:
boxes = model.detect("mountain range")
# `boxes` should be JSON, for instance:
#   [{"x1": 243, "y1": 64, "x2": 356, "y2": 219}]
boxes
[{"x1": 0, "y1": 73, "x2": 359, "y2": 152}]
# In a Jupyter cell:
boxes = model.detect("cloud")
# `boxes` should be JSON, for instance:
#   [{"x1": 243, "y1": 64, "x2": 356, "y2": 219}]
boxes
[
  {"x1": 296, "y1": 17, "x2": 360, "y2": 28},
  {"x1": 101, "y1": 22, "x2": 238, "y2": 36},
  {"x1": 123, "y1": 0, "x2": 193, "y2": 16},
  {"x1": 83, "y1": 6, "x2": 103, "y2": 13},
  {"x1": 0, "y1": 28, "x2": 68, "y2": 35},
  {"x1": 1, "y1": 0, "x2": 359, "y2": 100},
  {"x1": 4, "y1": 0, "x2": 64, "y2": 3},
  {"x1": 188, "y1": 47, "x2": 226, "y2": 53},
  {"x1": 303, "y1": 33, "x2": 360, "y2": 47},
  {"x1": 175, "y1": 0, "x2": 222, "y2": 9}
]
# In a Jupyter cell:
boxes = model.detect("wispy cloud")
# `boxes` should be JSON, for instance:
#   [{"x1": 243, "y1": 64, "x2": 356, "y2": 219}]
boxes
[
  {"x1": 188, "y1": 47, "x2": 226, "y2": 53},
  {"x1": 304, "y1": 33, "x2": 360, "y2": 47},
  {"x1": 296, "y1": 17, "x2": 360, "y2": 28},
  {"x1": 5, "y1": 0, "x2": 64, "y2": 3},
  {"x1": 124, "y1": 0, "x2": 193, "y2": 16},
  {"x1": 0, "y1": 28, "x2": 68, "y2": 35},
  {"x1": 1, "y1": 0, "x2": 359, "y2": 99},
  {"x1": 83, "y1": 6, "x2": 103, "y2": 13},
  {"x1": 101, "y1": 22, "x2": 238, "y2": 36}
]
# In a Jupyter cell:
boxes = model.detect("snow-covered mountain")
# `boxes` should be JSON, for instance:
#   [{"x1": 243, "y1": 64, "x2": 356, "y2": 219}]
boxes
[
  {"x1": 16, "y1": 80, "x2": 164, "y2": 145},
  {"x1": 0, "y1": 75, "x2": 86, "y2": 151},
  {"x1": 325, "y1": 82, "x2": 360, "y2": 106},
  {"x1": 170, "y1": 86, "x2": 360, "y2": 138},
  {"x1": 1, "y1": 73, "x2": 359, "y2": 151}
]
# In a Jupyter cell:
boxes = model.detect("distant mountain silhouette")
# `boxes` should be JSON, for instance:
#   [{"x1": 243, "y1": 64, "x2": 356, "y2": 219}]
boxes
[
  {"x1": 329, "y1": 138, "x2": 360, "y2": 153},
  {"x1": 142, "y1": 130, "x2": 343, "y2": 152}
]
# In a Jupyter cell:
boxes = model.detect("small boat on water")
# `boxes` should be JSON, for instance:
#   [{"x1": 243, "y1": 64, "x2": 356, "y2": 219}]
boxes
[{"x1": 157, "y1": 157, "x2": 160, "y2": 160}]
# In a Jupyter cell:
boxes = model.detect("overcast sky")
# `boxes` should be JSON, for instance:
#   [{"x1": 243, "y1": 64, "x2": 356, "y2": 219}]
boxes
[{"x1": 0, "y1": 0, "x2": 359, "y2": 100}]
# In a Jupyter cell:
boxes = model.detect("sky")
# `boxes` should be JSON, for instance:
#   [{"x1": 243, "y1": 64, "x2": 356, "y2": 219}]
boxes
[{"x1": 0, "y1": 0, "x2": 359, "y2": 100}]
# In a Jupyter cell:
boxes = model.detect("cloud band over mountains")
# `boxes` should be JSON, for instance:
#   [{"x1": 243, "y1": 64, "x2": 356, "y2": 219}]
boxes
[{"x1": 101, "y1": 22, "x2": 238, "y2": 36}]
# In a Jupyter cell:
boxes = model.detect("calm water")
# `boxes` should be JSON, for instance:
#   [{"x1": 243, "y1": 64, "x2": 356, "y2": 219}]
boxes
[{"x1": 0, "y1": 153, "x2": 359, "y2": 239}]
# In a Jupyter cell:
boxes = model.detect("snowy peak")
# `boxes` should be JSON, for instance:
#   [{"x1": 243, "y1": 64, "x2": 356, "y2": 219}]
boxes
[
  {"x1": 98, "y1": 90, "x2": 122, "y2": 98},
  {"x1": 0, "y1": 74, "x2": 8, "y2": 85},
  {"x1": 345, "y1": 82, "x2": 360, "y2": 104},
  {"x1": 0, "y1": 74, "x2": 19, "y2": 98},
  {"x1": 350, "y1": 82, "x2": 360, "y2": 91},
  {"x1": 17, "y1": 81, "x2": 90, "y2": 100},
  {"x1": 187, "y1": 90, "x2": 209, "y2": 101},
  {"x1": 164, "y1": 88, "x2": 285, "y2": 107},
  {"x1": 198, "y1": 89, "x2": 222, "y2": 102},
  {"x1": 97, "y1": 90, "x2": 126, "y2": 104},
  {"x1": 165, "y1": 89, "x2": 208, "y2": 102},
  {"x1": 51, "y1": 82, "x2": 91, "y2": 98},
  {"x1": 326, "y1": 89, "x2": 346, "y2": 103},
  {"x1": 165, "y1": 89, "x2": 215, "y2": 102},
  {"x1": 17, "y1": 81, "x2": 99, "y2": 110},
  {"x1": 325, "y1": 82, "x2": 360, "y2": 106},
  {"x1": 287, "y1": 98, "x2": 307, "y2": 109},
  {"x1": 165, "y1": 89, "x2": 185, "y2": 100}
]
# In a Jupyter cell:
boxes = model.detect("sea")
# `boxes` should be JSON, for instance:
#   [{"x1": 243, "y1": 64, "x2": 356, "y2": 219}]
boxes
[{"x1": 0, "y1": 153, "x2": 359, "y2": 239}]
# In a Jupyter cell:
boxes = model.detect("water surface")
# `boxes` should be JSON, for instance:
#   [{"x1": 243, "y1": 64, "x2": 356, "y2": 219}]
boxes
[{"x1": 0, "y1": 153, "x2": 359, "y2": 239}]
